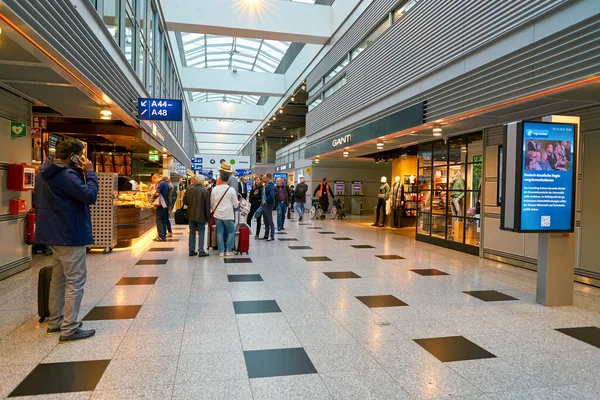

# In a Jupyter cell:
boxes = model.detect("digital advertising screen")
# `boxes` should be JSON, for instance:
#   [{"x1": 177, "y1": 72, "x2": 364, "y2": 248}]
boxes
[{"x1": 519, "y1": 121, "x2": 577, "y2": 232}]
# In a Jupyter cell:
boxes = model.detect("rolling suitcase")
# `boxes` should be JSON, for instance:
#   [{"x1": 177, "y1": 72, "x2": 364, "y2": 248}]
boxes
[
  {"x1": 37, "y1": 266, "x2": 52, "y2": 322},
  {"x1": 234, "y1": 210, "x2": 250, "y2": 254}
]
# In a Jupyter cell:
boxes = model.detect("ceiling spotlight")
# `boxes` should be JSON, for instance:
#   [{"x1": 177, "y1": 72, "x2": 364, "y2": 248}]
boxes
[
  {"x1": 100, "y1": 107, "x2": 112, "y2": 120},
  {"x1": 267, "y1": 122, "x2": 270, "y2": 126},
  {"x1": 279, "y1": 108, "x2": 284, "y2": 114},
  {"x1": 258, "y1": 133, "x2": 261, "y2": 136},
  {"x1": 343, "y1": 150, "x2": 349, "y2": 158},
  {"x1": 433, "y1": 126, "x2": 443, "y2": 136},
  {"x1": 315, "y1": 158, "x2": 320, "y2": 164},
  {"x1": 291, "y1": 96, "x2": 295, "y2": 102},
  {"x1": 282, "y1": 127, "x2": 287, "y2": 131},
  {"x1": 290, "y1": 134, "x2": 293, "y2": 138},
  {"x1": 301, "y1": 85, "x2": 306, "y2": 91},
  {"x1": 376, "y1": 141, "x2": 384, "y2": 150},
  {"x1": 272, "y1": 116, "x2": 276, "y2": 121}
]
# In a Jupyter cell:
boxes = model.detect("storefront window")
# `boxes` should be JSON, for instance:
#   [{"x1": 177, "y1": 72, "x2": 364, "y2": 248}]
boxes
[
  {"x1": 103, "y1": 0, "x2": 120, "y2": 44},
  {"x1": 417, "y1": 132, "x2": 483, "y2": 249}
]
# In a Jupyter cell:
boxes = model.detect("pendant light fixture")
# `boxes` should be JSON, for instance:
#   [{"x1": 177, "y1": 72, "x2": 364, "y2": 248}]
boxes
[
  {"x1": 343, "y1": 150, "x2": 349, "y2": 158},
  {"x1": 315, "y1": 158, "x2": 320, "y2": 164},
  {"x1": 376, "y1": 141, "x2": 384, "y2": 150},
  {"x1": 433, "y1": 126, "x2": 443, "y2": 136}
]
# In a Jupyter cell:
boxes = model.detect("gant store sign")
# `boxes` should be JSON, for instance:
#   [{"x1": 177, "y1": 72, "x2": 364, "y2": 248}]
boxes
[
  {"x1": 304, "y1": 102, "x2": 425, "y2": 158},
  {"x1": 332, "y1": 134, "x2": 351, "y2": 148}
]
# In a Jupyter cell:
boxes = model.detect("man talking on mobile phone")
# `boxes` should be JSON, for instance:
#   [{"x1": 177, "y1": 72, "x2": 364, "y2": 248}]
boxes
[{"x1": 35, "y1": 138, "x2": 98, "y2": 342}]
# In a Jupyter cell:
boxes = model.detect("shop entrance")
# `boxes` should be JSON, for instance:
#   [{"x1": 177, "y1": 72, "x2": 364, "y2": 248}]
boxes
[{"x1": 416, "y1": 132, "x2": 483, "y2": 255}]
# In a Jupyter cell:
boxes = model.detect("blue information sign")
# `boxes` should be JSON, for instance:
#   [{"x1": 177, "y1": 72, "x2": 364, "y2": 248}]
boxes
[
  {"x1": 192, "y1": 162, "x2": 203, "y2": 170},
  {"x1": 519, "y1": 121, "x2": 576, "y2": 232},
  {"x1": 138, "y1": 98, "x2": 183, "y2": 121},
  {"x1": 191, "y1": 157, "x2": 203, "y2": 164}
]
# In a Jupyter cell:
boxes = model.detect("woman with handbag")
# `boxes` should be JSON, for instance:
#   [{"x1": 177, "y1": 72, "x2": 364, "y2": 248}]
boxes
[
  {"x1": 210, "y1": 164, "x2": 239, "y2": 257},
  {"x1": 247, "y1": 177, "x2": 263, "y2": 237}
]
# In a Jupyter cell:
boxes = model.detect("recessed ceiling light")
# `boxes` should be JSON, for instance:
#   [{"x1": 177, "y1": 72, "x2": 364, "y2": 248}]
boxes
[
  {"x1": 433, "y1": 127, "x2": 443, "y2": 136},
  {"x1": 343, "y1": 150, "x2": 349, "y2": 158},
  {"x1": 315, "y1": 158, "x2": 320, "y2": 164},
  {"x1": 100, "y1": 107, "x2": 112, "y2": 120},
  {"x1": 279, "y1": 108, "x2": 283, "y2": 114},
  {"x1": 376, "y1": 141, "x2": 384, "y2": 150}
]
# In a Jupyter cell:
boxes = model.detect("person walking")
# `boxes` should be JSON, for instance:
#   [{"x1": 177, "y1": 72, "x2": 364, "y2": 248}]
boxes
[
  {"x1": 152, "y1": 173, "x2": 170, "y2": 242},
  {"x1": 313, "y1": 177, "x2": 334, "y2": 215},
  {"x1": 274, "y1": 178, "x2": 290, "y2": 231},
  {"x1": 34, "y1": 138, "x2": 98, "y2": 342},
  {"x1": 238, "y1": 178, "x2": 248, "y2": 200},
  {"x1": 184, "y1": 175, "x2": 211, "y2": 257},
  {"x1": 261, "y1": 173, "x2": 276, "y2": 241},
  {"x1": 294, "y1": 176, "x2": 308, "y2": 221},
  {"x1": 211, "y1": 163, "x2": 239, "y2": 256}
]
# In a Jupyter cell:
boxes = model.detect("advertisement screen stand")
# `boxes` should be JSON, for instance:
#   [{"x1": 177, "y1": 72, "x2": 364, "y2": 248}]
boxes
[{"x1": 536, "y1": 115, "x2": 579, "y2": 306}]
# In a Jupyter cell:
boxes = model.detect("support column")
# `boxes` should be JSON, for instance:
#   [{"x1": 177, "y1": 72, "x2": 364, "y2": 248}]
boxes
[{"x1": 536, "y1": 115, "x2": 580, "y2": 306}]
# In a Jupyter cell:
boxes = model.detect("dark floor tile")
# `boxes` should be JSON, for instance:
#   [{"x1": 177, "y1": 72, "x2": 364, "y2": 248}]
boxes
[
  {"x1": 136, "y1": 259, "x2": 168, "y2": 265},
  {"x1": 244, "y1": 348, "x2": 317, "y2": 378},
  {"x1": 463, "y1": 290, "x2": 518, "y2": 302},
  {"x1": 172, "y1": 233, "x2": 183, "y2": 236},
  {"x1": 275, "y1": 231, "x2": 288, "y2": 235},
  {"x1": 332, "y1": 237, "x2": 353, "y2": 241},
  {"x1": 410, "y1": 269, "x2": 450, "y2": 276},
  {"x1": 414, "y1": 336, "x2": 496, "y2": 362},
  {"x1": 149, "y1": 247, "x2": 175, "y2": 251},
  {"x1": 351, "y1": 245, "x2": 375, "y2": 249},
  {"x1": 303, "y1": 256, "x2": 332, "y2": 262},
  {"x1": 556, "y1": 326, "x2": 600, "y2": 348},
  {"x1": 323, "y1": 271, "x2": 361, "y2": 279},
  {"x1": 307, "y1": 227, "x2": 322, "y2": 229},
  {"x1": 234, "y1": 300, "x2": 281, "y2": 315},
  {"x1": 356, "y1": 295, "x2": 408, "y2": 308},
  {"x1": 9, "y1": 360, "x2": 110, "y2": 397},
  {"x1": 173, "y1": 227, "x2": 186, "y2": 230},
  {"x1": 83, "y1": 305, "x2": 142, "y2": 321},
  {"x1": 224, "y1": 258, "x2": 253, "y2": 264},
  {"x1": 164, "y1": 239, "x2": 180, "y2": 242},
  {"x1": 318, "y1": 232, "x2": 336, "y2": 234},
  {"x1": 289, "y1": 246, "x2": 313, "y2": 250},
  {"x1": 116, "y1": 276, "x2": 159, "y2": 285},
  {"x1": 299, "y1": 223, "x2": 312, "y2": 226},
  {"x1": 228, "y1": 274, "x2": 263, "y2": 282},
  {"x1": 278, "y1": 238, "x2": 299, "y2": 242},
  {"x1": 375, "y1": 255, "x2": 405, "y2": 260}
]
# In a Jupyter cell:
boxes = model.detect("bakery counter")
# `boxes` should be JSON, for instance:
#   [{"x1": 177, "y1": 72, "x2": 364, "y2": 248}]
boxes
[{"x1": 116, "y1": 206, "x2": 155, "y2": 247}]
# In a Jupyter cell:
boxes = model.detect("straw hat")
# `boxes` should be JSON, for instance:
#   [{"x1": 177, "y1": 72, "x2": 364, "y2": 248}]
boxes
[{"x1": 218, "y1": 161, "x2": 234, "y2": 173}]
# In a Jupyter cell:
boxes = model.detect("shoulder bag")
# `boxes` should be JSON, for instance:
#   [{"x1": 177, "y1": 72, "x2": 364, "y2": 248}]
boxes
[{"x1": 209, "y1": 186, "x2": 230, "y2": 226}]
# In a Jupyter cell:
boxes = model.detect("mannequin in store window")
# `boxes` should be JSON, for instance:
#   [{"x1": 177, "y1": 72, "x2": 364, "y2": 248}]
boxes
[
  {"x1": 450, "y1": 169, "x2": 465, "y2": 218},
  {"x1": 372, "y1": 176, "x2": 390, "y2": 227},
  {"x1": 391, "y1": 176, "x2": 404, "y2": 228}
]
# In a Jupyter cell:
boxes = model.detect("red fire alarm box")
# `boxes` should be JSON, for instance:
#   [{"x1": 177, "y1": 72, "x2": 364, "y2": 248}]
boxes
[
  {"x1": 8, "y1": 163, "x2": 35, "y2": 191},
  {"x1": 9, "y1": 199, "x2": 28, "y2": 214}
]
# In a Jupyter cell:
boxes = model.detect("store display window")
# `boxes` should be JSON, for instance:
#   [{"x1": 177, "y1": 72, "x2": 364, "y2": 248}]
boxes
[{"x1": 417, "y1": 132, "x2": 483, "y2": 250}]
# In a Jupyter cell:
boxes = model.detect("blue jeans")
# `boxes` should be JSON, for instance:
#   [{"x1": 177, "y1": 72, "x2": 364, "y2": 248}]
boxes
[
  {"x1": 262, "y1": 205, "x2": 275, "y2": 239},
  {"x1": 188, "y1": 221, "x2": 206, "y2": 252},
  {"x1": 215, "y1": 218, "x2": 234, "y2": 252},
  {"x1": 295, "y1": 202, "x2": 305, "y2": 218},
  {"x1": 277, "y1": 202, "x2": 287, "y2": 229},
  {"x1": 156, "y1": 207, "x2": 168, "y2": 239}
]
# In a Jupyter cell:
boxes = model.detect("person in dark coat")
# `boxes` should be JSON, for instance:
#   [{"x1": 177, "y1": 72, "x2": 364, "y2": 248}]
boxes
[
  {"x1": 152, "y1": 173, "x2": 170, "y2": 241},
  {"x1": 294, "y1": 177, "x2": 308, "y2": 221},
  {"x1": 34, "y1": 137, "x2": 98, "y2": 342},
  {"x1": 183, "y1": 175, "x2": 211, "y2": 257},
  {"x1": 274, "y1": 177, "x2": 291, "y2": 231}
]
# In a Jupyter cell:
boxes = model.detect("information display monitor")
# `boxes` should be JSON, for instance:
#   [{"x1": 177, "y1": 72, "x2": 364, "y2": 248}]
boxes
[{"x1": 501, "y1": 120, "x2": 577, "y2": 233}]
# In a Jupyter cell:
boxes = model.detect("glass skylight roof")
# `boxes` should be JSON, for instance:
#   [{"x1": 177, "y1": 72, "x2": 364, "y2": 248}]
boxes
[
  {"x1": 190, "y1": 92, "x2": 260, "y2": 105},
  {"x1": 181, "y1": 33, "x2": 291, "y2": 74}
]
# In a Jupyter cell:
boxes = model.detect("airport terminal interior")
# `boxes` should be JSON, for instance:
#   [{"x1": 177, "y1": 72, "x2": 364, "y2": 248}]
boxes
[{"x1": 0, "y1": 0, "x2": 600, "y2": 398}]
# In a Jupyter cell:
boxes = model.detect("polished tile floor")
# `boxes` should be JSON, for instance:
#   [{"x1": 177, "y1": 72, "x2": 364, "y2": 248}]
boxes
[{"x1": 2, "y1": 214, "x2": 600, "y2": 399}]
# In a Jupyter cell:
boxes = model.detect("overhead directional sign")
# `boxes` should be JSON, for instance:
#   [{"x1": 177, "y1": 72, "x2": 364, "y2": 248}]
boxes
[{"x1": 138, "y1": 98, "x2": 183, "y2": 121}]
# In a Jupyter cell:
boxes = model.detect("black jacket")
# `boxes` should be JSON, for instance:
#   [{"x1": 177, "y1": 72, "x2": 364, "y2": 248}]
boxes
[
  {"x1": 183, "y1": 184, "x2": 211, "y2": 223},
  {"x1": 294, "y1": 182, "x2": 308, "y2": 203},
  {"x1": 249, "y1": 185, "x2": 263, "y2": 204}
]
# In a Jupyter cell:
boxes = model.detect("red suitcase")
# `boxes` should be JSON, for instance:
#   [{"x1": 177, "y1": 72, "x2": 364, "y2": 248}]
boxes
[{"x1": 236, "y1": 225, "x2": 250, "y2": 255}]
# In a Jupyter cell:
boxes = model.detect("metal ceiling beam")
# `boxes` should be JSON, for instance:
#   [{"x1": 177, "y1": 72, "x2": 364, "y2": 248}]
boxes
[
  {"x1": 164, "y1": 0, "x2": 332, "y2": 45},
  {"x1": 181, "y1": 67, "x2": 286, "y2": 96},
  {"x1": 189, "y1": 102, "x2": 266, "y2": 121}
]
